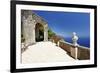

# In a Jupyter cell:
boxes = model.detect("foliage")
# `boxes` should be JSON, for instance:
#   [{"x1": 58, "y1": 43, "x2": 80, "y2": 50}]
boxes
[{"x1": 48, "y1": 28, "x2": 56, "y2": 39}]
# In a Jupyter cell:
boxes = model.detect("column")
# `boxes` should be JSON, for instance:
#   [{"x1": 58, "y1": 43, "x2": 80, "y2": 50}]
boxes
[
  {"x1": 44, "y1": 24, "x2": 48, "y2": 41},
  {"x1": 32, "y1": 25, "x2": 36, "y2": 44}
]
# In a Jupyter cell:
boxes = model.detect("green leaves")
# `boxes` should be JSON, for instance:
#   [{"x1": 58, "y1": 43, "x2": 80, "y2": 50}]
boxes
[{"x1": 48, "y1": 28, "x2": 56, "y2": 39}]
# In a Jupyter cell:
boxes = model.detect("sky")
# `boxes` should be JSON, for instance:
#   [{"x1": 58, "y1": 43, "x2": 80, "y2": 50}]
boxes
[{"x1": 33, "y1": 10, "x2": 90, "y2": 38}]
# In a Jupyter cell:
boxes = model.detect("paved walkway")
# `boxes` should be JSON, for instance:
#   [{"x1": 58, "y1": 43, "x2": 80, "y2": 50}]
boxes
[{"x1": 22, "y1": 41, "x2": 75, "y2": 64}]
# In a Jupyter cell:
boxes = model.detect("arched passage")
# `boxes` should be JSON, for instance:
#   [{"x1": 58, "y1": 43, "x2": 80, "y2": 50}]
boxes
[
  {"x1": 22, "y1": 10, "x2": 48, "y2": 46},
  {"x1": 35, "y1": 23, "x2": 44, "y2": 42}
]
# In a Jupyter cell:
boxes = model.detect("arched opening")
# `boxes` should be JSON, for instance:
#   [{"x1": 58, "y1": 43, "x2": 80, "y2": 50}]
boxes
[{"x1": 35, "y1": 23, "x2": 44, "y2": 42}]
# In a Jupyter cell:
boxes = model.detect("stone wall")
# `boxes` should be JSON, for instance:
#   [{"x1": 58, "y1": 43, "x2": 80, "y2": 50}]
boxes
[
  {"x1": 56, "y1": 40, "x2": 90, "y2": 60},
  {"x1": 21, "y1": 10, "x2": 48, "y2": 52},
  {"x1": 59, "y1": 41, "x2": 73, "y2": 55},
  {"x1": 77, "y1": 46, "x2": 90, "y2": 60},
  {"x1": 61, "y1": 41, "x2": 90, "y2": 60}
]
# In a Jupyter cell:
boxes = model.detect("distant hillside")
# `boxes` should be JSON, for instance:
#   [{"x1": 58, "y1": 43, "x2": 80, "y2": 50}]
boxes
[{"x1": 48, "y1": 28, "x2": 64, "y2": 44}]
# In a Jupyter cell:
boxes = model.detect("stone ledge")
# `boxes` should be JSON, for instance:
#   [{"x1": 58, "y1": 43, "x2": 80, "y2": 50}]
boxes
[{"x1": 59, "y1": 41, "x2": 90, "y2": 60}]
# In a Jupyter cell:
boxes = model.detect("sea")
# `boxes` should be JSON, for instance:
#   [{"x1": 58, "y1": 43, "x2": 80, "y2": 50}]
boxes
[{"x1": 63, "y1": 37, "x2": 90, "y2": 48}]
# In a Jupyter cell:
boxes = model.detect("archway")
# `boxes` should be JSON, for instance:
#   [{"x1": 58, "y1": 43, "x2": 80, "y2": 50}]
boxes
[{"x1": 35, "y1": 23, "x2": 44, "y2": 42}]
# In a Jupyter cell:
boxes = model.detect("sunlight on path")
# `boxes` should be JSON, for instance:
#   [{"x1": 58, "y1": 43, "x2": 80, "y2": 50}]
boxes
[{"x1": 22, "y1": 41, "x2": 75, "y2": 64}]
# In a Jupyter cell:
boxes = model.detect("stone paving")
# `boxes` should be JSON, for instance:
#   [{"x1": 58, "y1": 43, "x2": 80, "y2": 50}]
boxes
[{"x1": 22, "y1": 41, "x2": 75, "y2": 64}]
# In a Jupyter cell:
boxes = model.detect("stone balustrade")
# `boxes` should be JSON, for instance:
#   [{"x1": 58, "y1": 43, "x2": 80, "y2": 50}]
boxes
[
  {"x1": 77, "y1": 45, "x2": 90, "y2": 60},
  {"x1": 50, "y1": 32, "x2": 90, "y2": 60},
  {"x1": 57, "y1": 40, "x2": 90, "y2": 60}
]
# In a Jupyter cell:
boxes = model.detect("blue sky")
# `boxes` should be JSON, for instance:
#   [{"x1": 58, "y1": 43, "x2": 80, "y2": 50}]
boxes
[{"x1": 33, "y1": 10, "x2": 90, "y2": 38}]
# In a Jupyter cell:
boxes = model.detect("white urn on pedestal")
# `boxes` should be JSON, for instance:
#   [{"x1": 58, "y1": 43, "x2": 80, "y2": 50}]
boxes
[{"x1": 72, "y1": 32, "x2": 79, "y2": 59}]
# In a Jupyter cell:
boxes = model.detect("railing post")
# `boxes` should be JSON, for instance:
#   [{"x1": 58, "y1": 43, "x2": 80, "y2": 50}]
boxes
[
  {"x1": 57, "y1": 41, "x2": 60, "y2": 47},
  {"x1": 72, "y1": 32, "x2": 79, "y2": 59},
  {"x1": 75, "y1": 47, "x2": 78, "y2": 59},
  {"x1": 52, "y1": 39, "x2": 54, "y2": 43}
]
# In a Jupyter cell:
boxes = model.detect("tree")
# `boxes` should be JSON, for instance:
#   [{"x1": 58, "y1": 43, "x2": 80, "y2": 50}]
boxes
[{"x1": 48, "y1": 28, "x2": 56, "y2": 39}]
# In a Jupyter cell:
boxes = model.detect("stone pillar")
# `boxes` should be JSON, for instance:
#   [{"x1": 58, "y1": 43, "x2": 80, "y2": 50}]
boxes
[
  {"x1": 22, "y1": 15, "x2": 36, "y2": 47},
  {"x1": 44, "y1": 24, "x2": 48, "y2": 41},
  {"x1": 57, "y1": 41, "x2": 60, "y2": 47},
  {"x1": 72, "y1": 32, "x2": 79, "y2": 59},
  {"x1": 52, "y1": 40, "x2": 54, "y2": 43},
  {"x1": 32, "y1": 24, "x2": 36, "y2": 44},
  {"x1": 23, "y1": 19, "x2": 29, "y2": 47},
  {"x1": 75, "y1": 47, "x2": 78, "y2": 59},
  {"x1": 30, "y1": 20, "x2": 36, "y2": 44}
]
